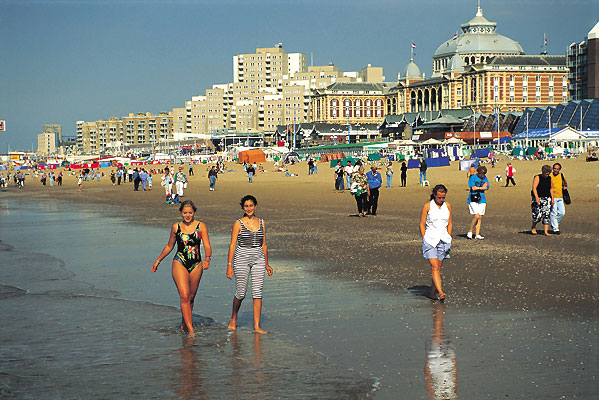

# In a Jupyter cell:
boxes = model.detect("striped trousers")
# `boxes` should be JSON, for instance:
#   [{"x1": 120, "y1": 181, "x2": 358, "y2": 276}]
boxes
[{"x1": 232, "y1": 246, "x2": 266, "y2": 299}]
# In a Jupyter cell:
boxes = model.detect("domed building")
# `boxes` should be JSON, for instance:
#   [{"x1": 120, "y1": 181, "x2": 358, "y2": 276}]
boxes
[
  {"x1": 432, "y1": 5, "x2": 524, "y2": 77},
  {"x1": 385, "y1": 4, "x2": 568, "y2": 122}
]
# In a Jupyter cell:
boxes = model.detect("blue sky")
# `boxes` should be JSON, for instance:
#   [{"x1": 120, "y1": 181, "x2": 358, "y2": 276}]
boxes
[{"x1": 1, "y1": 0, "x2": 597, "y2": 151}]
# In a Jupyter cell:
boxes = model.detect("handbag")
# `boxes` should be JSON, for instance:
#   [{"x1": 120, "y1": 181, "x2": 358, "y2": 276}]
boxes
[
  {"x1": 562, "y1": 188, "x2": 571, "y2": 205},
  {"x1": 470, "y1": 191, "x2": 481, "y2": 203}
]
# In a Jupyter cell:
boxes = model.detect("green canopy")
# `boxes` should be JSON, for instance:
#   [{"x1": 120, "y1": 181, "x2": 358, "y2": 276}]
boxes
[
  {"x1": 329, "y1": 157, "x2": 359, "y2": 168},
  {"x1": 367, "y1": 153, "x2": 381, "y2": 161}
]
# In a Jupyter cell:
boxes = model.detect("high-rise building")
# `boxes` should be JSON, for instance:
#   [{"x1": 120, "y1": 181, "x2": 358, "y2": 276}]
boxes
[
  {"x1": 567, "y1": 22, "x2": 599, "y2": 100},
  {"x1": 42, "y1": 124, "x2": 62, "y2": 147},
  {"x1": 37, "y1": 132, "x2": 56, "y2": 155}
]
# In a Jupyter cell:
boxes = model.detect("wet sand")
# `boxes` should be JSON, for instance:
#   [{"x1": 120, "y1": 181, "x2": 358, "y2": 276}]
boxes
[{"x1": 4, "y1": 156, "x2": 599, "y2": 318}]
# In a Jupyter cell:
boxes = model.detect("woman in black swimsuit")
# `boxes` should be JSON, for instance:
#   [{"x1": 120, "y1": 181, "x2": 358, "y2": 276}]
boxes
[{"x1": 151, "y1": 200, "x2": 212, "y2": 335}]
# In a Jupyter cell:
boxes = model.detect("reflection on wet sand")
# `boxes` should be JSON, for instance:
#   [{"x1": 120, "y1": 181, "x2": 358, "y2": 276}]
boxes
[
  {"x1": 425, "y1": 303, "x2": 458, "y2": 399},
  {"x1": 174, "y1": 335, "x2": 206, "y2": 399},
  {"x1": 229, "y1": 331, "x2": 269, "y2": 399}
]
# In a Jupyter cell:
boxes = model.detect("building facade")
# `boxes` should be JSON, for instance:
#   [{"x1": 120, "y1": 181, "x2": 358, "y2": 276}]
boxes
[
  {"x1": 36, "y1": 132, "x2": 56, "y2": 155},
  {"x1": 386, "y1": 5, "x2": 569, "y2": 119},
  {"x1": 567, "y1": 22, "x2": 599, "y2": 101}
]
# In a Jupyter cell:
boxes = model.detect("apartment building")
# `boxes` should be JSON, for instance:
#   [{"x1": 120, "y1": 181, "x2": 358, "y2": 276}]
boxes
[
  {"x1": 36, "y1": 132, "x2": 56, "y2": 155},
  {"x1": 567, "y1": 22, "x2": 599, "y2": 100}
]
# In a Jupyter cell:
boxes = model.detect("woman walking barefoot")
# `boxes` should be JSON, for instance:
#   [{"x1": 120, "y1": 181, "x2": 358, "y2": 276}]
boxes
[
  {"x1": 226, "y1": 195, "x2": 273, "y2": 334},
  {"x1": 419, "y1": 185, "x2": 452, "y2": 301},
  {"x1": 151, "y1": 200, "x2": 212, "y2": 335}
]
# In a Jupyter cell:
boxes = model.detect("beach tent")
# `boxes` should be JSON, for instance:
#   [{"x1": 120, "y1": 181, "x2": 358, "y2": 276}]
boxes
[
  {"x1": 329, "y1": 157, "x2": 359, "y2": 168},
  {"x1": 284, "y1": 151, "x2": 300, "y2": 164},
  {"x1": 238, "y1": 149, "x2": 266, "y2": 164},
  {"x1": 367, "y1": 153, "x2": 381, "y2": 161}
]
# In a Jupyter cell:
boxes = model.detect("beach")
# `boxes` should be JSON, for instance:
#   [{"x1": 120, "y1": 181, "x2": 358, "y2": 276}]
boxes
[
  {"x1": 1, "y1": 157, "x2": 599, "y2": 398},
  {"x1": 7, "y1": 157, "x2": 598, "y2": 317}
]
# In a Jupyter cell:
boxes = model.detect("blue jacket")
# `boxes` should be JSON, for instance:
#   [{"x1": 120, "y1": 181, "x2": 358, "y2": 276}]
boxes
[{"x1": 366, "y1": 171, "x2": 382, "y2": 189}]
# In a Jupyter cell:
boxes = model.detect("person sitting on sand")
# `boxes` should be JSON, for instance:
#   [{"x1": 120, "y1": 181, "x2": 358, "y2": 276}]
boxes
[
  {"x1": 151, "y1": 200, "x2": 212, "y2": 335},
  {"x1": 419, "y1": 184, "x2": 452, "y2": 301},
  {"x1": 226, "y1": 195, "x2": 273, "y2": 334},
  {"x1": 530, "y1": 165, "x2": 554, "y2": 236}
]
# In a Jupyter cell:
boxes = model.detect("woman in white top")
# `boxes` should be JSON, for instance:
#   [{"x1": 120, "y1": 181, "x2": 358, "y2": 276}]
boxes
[{"x1": 419, "y1": 184, "x2": 452, "y2": 301}]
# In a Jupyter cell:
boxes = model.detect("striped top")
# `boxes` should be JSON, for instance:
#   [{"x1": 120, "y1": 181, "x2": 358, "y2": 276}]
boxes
[{"x1": 236, "y1": 218, "x2": 264, "y2": 248}]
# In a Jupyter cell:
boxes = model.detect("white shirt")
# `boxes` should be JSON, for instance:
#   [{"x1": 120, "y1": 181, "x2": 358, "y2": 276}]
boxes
[
  {"x1": 424, "y1": 200, "x2": 452, "y2": 247},
  {"x1": 345, "y1": 165, "x2": 353, "y2": 175}
]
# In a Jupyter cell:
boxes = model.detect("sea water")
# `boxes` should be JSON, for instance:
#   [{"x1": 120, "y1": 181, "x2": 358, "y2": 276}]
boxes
[{"x1": 0, "y1": 199, "x2": 596, "y2": 399}]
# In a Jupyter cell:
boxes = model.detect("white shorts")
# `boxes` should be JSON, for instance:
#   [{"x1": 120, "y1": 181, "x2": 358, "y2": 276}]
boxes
[{"x1": 468, "y1": 202, "x2": 486, "y2": 215}]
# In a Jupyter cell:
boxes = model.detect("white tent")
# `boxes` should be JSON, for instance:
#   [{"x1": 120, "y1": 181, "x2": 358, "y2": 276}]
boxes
[
  {"x1": 443, "y1": 137, "x2": 466, "y2": 145},
  {"x1": 421, "y1": 138, "x2": 443, "y2": 145}
]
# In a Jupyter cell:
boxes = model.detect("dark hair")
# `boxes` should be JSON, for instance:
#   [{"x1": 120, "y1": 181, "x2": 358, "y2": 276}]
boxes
[
  {"x1": 179, "y1": 200, "x2": 197, "y2": 212},
  {"x1": 240, "y1": 195, "x2": 257, "y2": 209},
  {"x1": 553, "y1": 162, "x2": 562, "y2": 169},
  {"x1": 430, "y1": 184, "x2": 448, "y2": 201},
  {"x1": 541, "y1": 164, "x2": 552, "y2": 174},
  {"x1": 476, "y1": 165, "x2": 487, "y2": 174}
]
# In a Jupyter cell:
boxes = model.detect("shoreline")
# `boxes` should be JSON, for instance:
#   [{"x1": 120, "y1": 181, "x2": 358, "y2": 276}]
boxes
[{"x1": 3, "y1": 156, "x2": 598, "y2": 319}]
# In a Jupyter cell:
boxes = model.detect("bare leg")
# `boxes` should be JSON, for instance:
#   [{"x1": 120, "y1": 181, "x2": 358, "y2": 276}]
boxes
[
  {"x1": 253, "y1": 298, "x2": 267, "y2": 334},
  {"x1": 531, "y1": 221, "x2": 538, "y2": 234},
  {"x1": 172, "y1": 261, "x2": 200, "y2": 335},
  {"x1": 474, "y1": 215, "x2": 482, "y2": 236},
  {"x1": 468, "y1": 216, "x2": 478, "y2": 235},
  {"x1": 181, "y1": 264, "x2": 203, "y2": 330},
  {"x1": 543, "y1": 224, "x2": 552, "y2": 236},
  {"x1": 428, "y1": 258, "x2": 446, "y2": 300},
  {"x1": 228, "y1": 297, "x2": 243, "y2": 330}
]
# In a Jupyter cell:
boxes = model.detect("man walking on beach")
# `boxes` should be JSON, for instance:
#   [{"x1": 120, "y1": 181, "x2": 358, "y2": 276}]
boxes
[
  {"x1": 345, "y1": 160, "x2": 354, "y2": 190},
  {"x1": 505, "y1": 162, "x2": 516, "y2": 187},
  {"x1": 366, "y1": 164, "x2": 382, "y2": 215},
  {"x1": 334, "y1": 160, "x2": 344, "y2": 192},
  {"x1": 550, "y1": 163, "x2": 568, "y2": 234},
  {"x1": 174, "y1": 167, "x2": 187, "y2": 197},
  {"x1": 140, "y1": 168, "x2": 148, "y2": 191},
  {"x1": 208, "y1": 165, "x2": 218, "y2": 191},
  {"x1": 419, "y1": 158, "x2": 428, "y2": 185},
  {"x1": 132, "y1": 168, "x2": 141, "y2": 191}
]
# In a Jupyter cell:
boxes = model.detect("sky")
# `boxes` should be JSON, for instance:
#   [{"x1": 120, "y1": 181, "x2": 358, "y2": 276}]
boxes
[{"x1": 1, "y1": 0, "x2": 597, "y2": 151}]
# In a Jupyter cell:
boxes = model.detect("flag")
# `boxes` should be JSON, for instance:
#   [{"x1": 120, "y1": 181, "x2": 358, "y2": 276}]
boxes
[
  {"x1": 0, "y1": 120, "x2": 5, "y2": 132},
  {"x1": 452, "y1": 32, "x2": 458, "y2": 40},
  {"x1": 544, "y1": 33, "x2": 547, "y2": 46},
  {"x1": 411, "y1": 42, "x2": 416, "y2": 48}
]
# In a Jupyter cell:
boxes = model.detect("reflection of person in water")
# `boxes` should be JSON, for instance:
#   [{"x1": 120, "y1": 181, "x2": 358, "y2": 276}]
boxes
[
  {"x1": 174, "y1": 336, "x2": 206, "y2": 399},
  {"x1": 425, "y1": 303, "x2": 458, "y2": 400},
  {"x1": 229, "y1": 331, "x2": 268, "y2": 398}
]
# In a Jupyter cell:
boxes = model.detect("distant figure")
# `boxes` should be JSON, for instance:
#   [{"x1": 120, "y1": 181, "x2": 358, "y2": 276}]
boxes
[
  {"x1": 162, "y1": 167, "x2": 173, "y2": 196},
  {"x1": 174, "y1": 167, "x2": 187, "y2": 197},
  {"x1": 467, "y1": 163, "x2": 477, "y2": 179},
  {"x1": 334, "y1": 160, "x2": 344, "y2": 192},
  {"x1": 467, "y1": 165, "x2": 489, "y2": 240},
  {"x1": 132, "y1": 168, "x2": 141, "y2": 191},
  {"x1": 550, "y1": 163, "x2": 567, "y2": 235},
  {"x1": 208, "y1": 166, "x2": 218, "y2": 191},
  {"x1": 77, "y1": 173, "x2": 83, "y2": 192},
  {"x1": 140, "y1": 168, "x2": 148, "y2": 191},
  {"x1": 110, "y1": 170, "x2": 116, "y2": 186},
  {"x1": 226, "y1": 195, "x2": 273, "y2": 334},
  {"x1": 419, "y1": 158, "x2": 428, "y2": 184},
  {"x1": 400, "y1": 162, "x2": 408, "y2": 187},
  {"x1": 188, "y1": 164, "x2": 194, "y2": 176},
  {"x1": 366, "y1": 164, "x2": 382, "y2": 216},
  {"x1": 530, "y1": 165, "x2": 554, "y2": 236},
  {"x1": 151, "y1": 200, "x2": 212, "y2": 335},
  {"x1": 246, "y1": 163, "x2": 255, "y2": 183},
  {"x1": 505, "y1": 162, "x2": 516, "y2": 187},
  {"x1": 351, "y1": 166, "x2": 370, "y2": 217},
  {"x1": 308, "y1": 158, "x2": 314, "y2": 175},
  {"x1": 419, "y1": 184, "x2": 452, "y2": 301},
  {"x1": 345, "y1": 161, "x2": 354, "y2": 189},
  {"x1": 386, "y1": 161, "x2": 393, "y2": 188}
]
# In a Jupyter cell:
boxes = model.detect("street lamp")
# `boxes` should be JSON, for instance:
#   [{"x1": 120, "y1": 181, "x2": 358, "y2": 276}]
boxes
[{"x1": 346, "y1": 103, "x2": 351, "y2": 144}]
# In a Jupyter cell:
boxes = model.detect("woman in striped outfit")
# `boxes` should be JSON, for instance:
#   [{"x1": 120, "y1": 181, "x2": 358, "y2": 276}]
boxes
[{"x1": 226, "y1": 195, "x2": 273, "y2": 333}]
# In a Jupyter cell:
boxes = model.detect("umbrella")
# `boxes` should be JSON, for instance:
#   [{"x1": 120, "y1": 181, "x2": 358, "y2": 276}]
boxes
[
  {"x1": 396, "y1": 139, "x2": 417, "y2": 146},
  {"x1": 421, "y1": 138, "x2": 443, "y2": 145},
  {"x1": 443, "y1": 137, "x2": 466, "y2": 145}
]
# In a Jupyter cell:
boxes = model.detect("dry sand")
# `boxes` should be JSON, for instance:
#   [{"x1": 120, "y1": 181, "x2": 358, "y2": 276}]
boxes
[{"x1": 3, "y1": 156, "x2": 598, "y2": 318}]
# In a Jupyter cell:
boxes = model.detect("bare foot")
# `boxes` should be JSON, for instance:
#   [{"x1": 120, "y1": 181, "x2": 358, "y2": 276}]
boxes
[
  {"x1": 544, "y1": 231, "x2": 552, "y2": 236},
  {"x1": 531, "y1": 229, "x2": 538, "y2": 235},
  {"x1": 254, "y1": 327, "x2": 268, "y2": 334},
  {"x1": 227, "y1": 321, "x2": 236, "y2": 330},
  {"x1": 438, "y1": 293, "x2": 446, "y2": 302}
]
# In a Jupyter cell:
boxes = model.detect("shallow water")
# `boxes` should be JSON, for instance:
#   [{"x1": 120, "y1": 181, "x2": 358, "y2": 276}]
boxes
[{"x1": 0, "y1": 199, "x2": 597, "y2": 399}]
